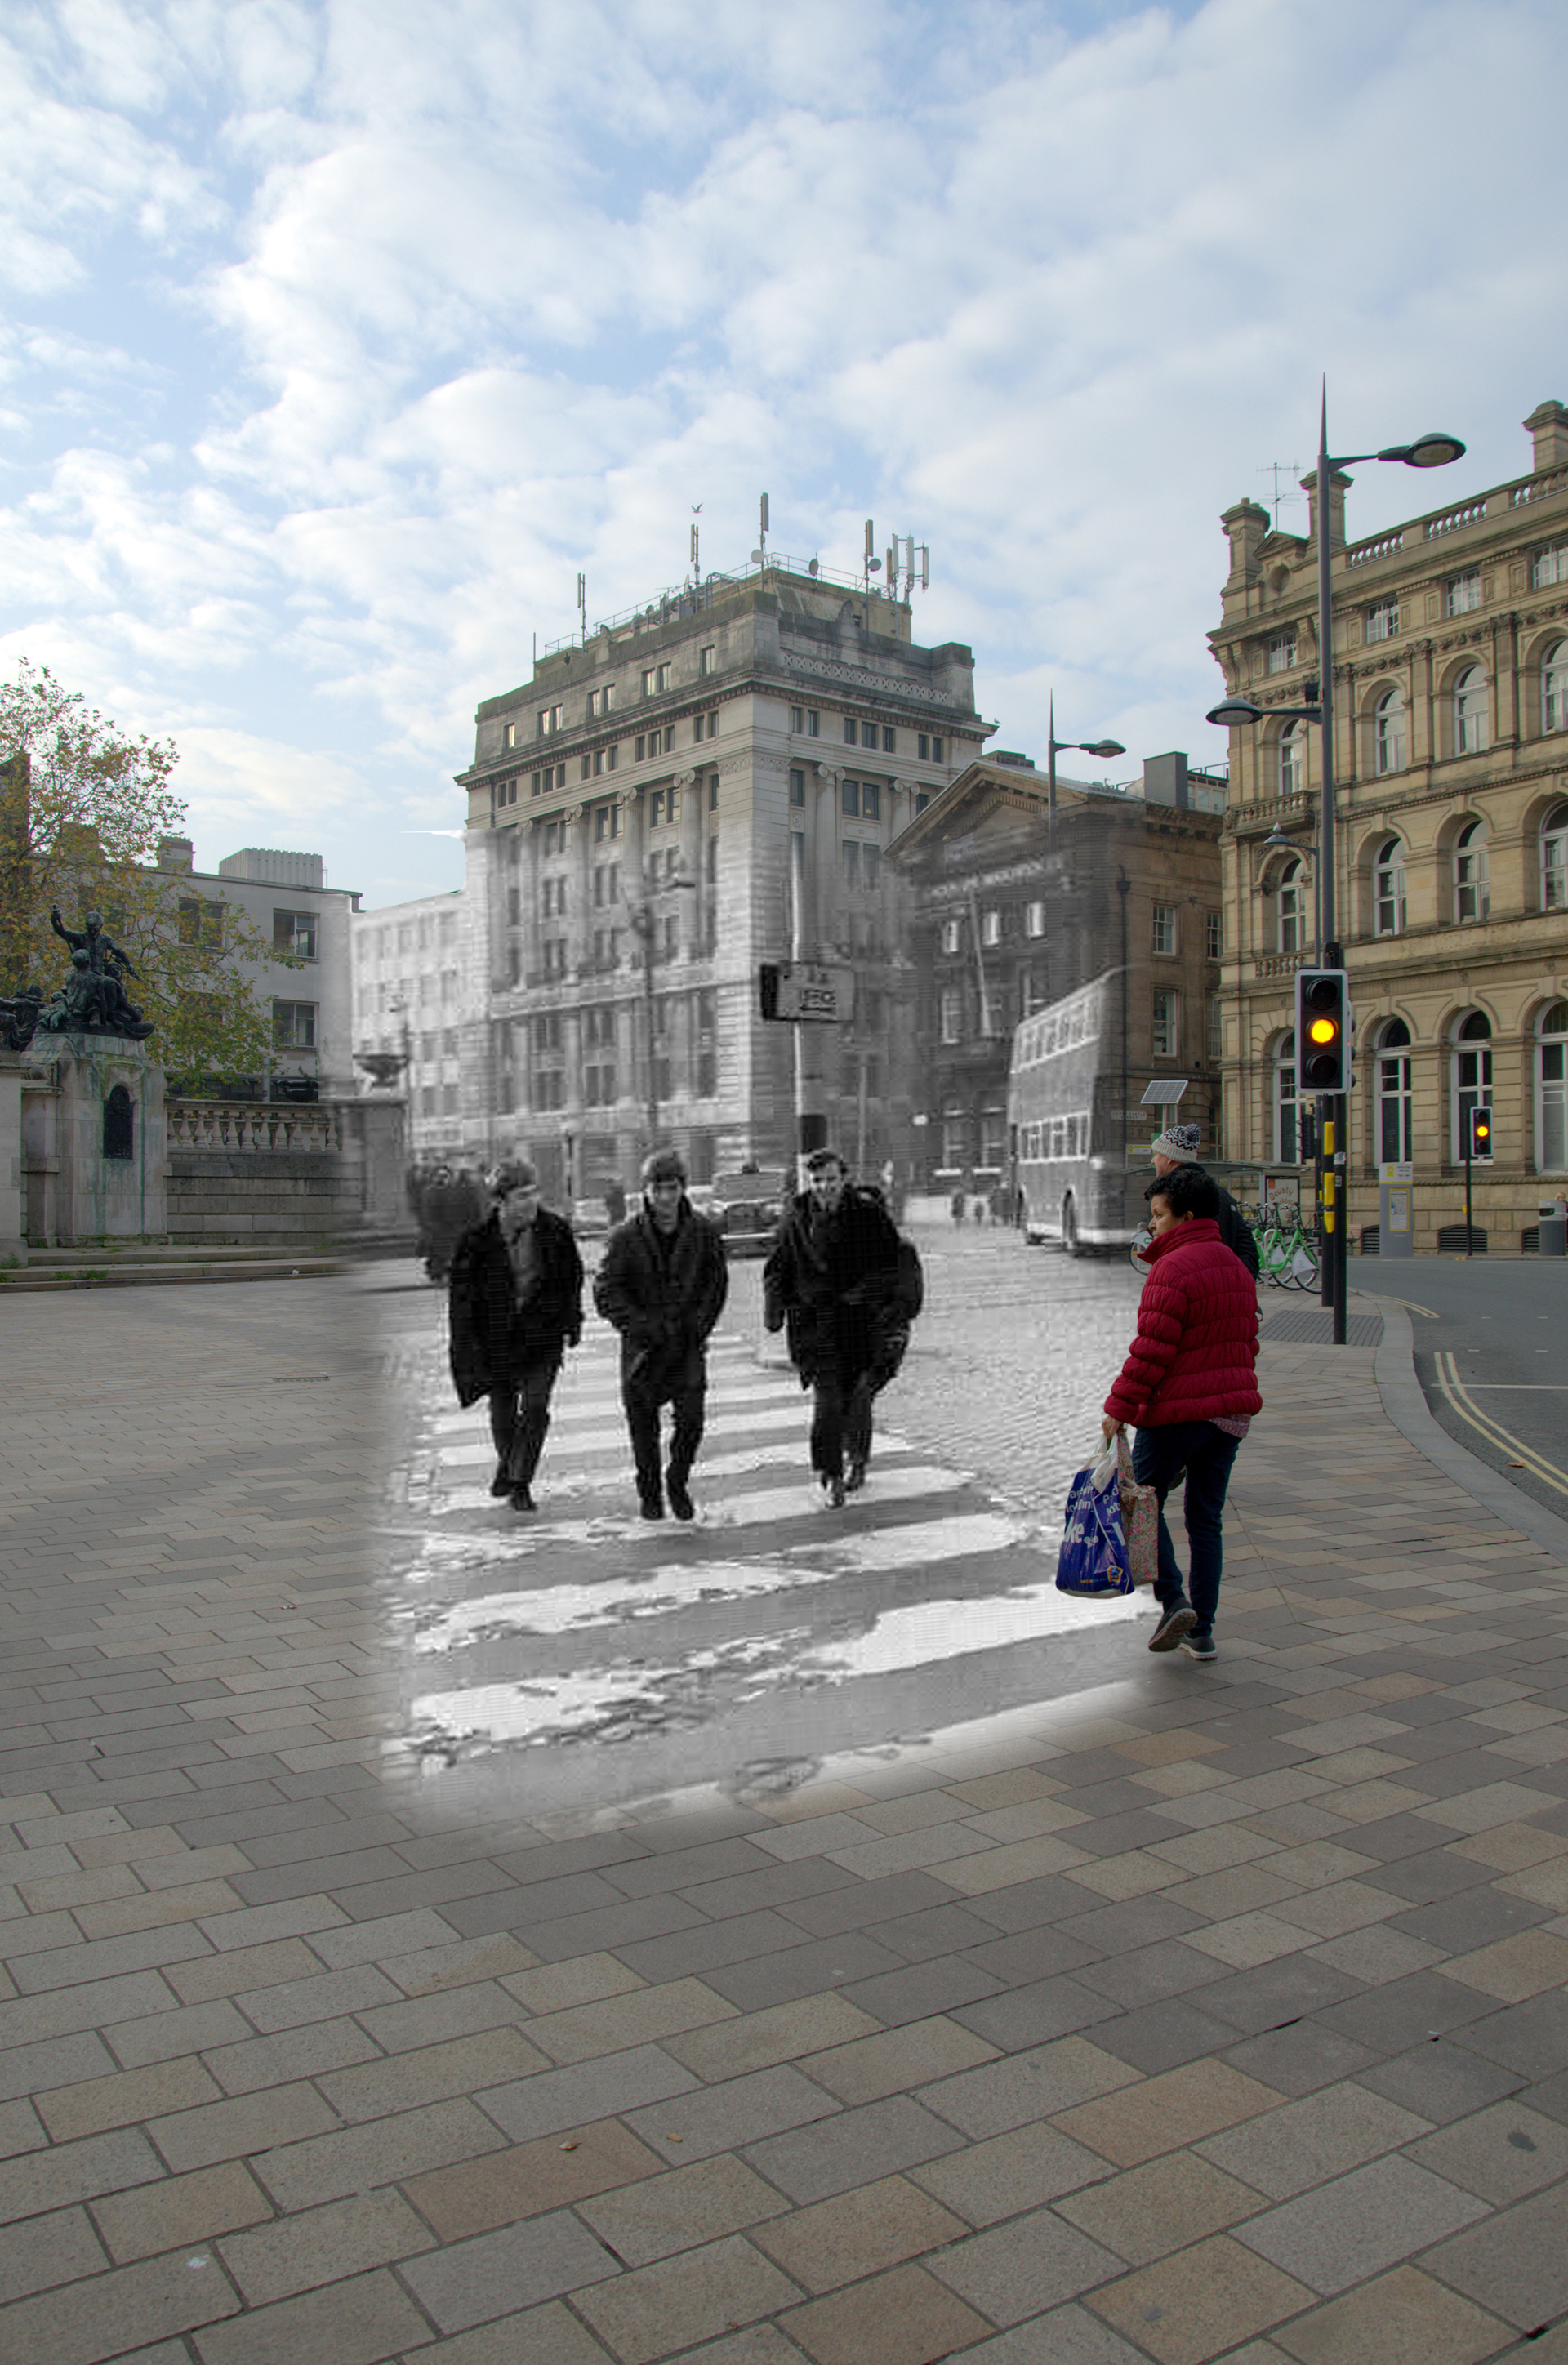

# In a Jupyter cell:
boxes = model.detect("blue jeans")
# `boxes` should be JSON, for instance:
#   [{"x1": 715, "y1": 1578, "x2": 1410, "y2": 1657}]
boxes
[{"x1": 1130, "y1": 1421, "x2": 1242, "y2": 1635}]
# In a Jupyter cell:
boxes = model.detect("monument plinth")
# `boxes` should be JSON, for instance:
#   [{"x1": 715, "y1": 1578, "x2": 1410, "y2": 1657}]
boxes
[{"x1": 23, "y1": 1031, "x2": 167, "y2": 1242}]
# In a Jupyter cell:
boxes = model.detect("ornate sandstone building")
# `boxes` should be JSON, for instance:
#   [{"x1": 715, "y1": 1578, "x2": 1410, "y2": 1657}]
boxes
[{"x1": 1209, "y1": 399, "x2": 1568, "y2": 1252}]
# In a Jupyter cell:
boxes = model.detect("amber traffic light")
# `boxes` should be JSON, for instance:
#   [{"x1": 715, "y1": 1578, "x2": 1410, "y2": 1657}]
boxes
[
  {"x1": 1294, "y1": 969, "x2": 1350, "y2": 1095},
  {"x1": 1466, "y1": 1105, "x2": 1494, "y2": 1160}
]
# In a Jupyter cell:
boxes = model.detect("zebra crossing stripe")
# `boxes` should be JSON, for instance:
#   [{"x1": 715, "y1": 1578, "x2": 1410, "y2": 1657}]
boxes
[{"x1": 412, "y1": 1577, "x2": 1139, "y2": 1748}]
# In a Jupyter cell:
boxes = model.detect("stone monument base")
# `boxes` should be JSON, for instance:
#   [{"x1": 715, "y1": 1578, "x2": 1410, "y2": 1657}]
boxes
[{"x1": 21, "y1": 1033, "x2": 167, "y2": 1244}]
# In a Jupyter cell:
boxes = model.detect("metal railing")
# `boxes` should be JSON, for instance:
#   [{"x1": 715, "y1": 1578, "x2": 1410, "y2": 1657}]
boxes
[{"x1": 539, "y1": 554, "x2": 886, "y2": 660}]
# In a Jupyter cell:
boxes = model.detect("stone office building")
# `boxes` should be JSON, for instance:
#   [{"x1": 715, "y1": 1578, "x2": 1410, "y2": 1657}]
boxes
[
  {"x1": 1209, "y1": 397, "x2": 1568, "y2": 1251},
  {"x1": 453, "y1": 561, "x2": 990, "y2": 1199},
  {"x1": 888, "y1": 751, "x2": 1227, "y2": 1197}
]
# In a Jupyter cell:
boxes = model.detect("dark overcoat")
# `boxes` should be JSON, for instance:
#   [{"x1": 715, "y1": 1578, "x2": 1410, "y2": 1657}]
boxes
[
  {"x1": 593, "y1": 1202, "x2": 728, "y2": 1392},
  {"x1": 448, "y1": 1208, "x2": 584, "y2": 1407},
  {"x1": 763, "y1": 1185, "x2": 903, "y2": 1387}
]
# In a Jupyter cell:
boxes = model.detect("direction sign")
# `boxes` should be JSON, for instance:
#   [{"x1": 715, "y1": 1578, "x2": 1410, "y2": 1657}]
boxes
[{"x1": 759, "y1": 961, "x2": 856, "y2": 1023}]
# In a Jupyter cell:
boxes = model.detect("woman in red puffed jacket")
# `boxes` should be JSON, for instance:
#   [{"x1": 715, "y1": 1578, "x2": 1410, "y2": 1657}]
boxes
[{"x1": 1100, "y1": 1164, "x2": 1261, "y2": 1664}]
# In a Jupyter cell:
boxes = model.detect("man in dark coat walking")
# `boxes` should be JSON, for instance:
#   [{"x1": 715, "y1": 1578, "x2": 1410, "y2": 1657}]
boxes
[
  {"x1": 594, "y1": 1147, "x2": 728, "y2": 1521},
  {"x1": 764, "y1": 1148, "x2": 905, "y2": 1508},
  {"x1": 448, "y1": 1160, "x2": 583, "y2": 1512},
  {"x1": 1149, "y1": 1122, "x2": 1259, "y2": 1280}
]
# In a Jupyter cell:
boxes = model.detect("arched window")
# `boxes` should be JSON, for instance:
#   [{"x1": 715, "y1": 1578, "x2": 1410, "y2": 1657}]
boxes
[
  {"x1": 1539, "y1": 1001, "x2": 1568, "y2": 1174},
  {"x1": 1454, "y1": 819, "x2": 1490, "y2": 924},
  {"x1": 1277, "y1": 855, "x2": 1303, "y2": 955},
  {"x1": 1543, "y1": 802, "x2": 1568, "y2": 911},
  {"x1": 1454, "y1": 665, "x2": 1489, "y2": 755},
  {"x1": 1274, "y1": 1033, "x2": 1298, "y2": 1163},
  {"x1": 1544, "y1": 640, "x2": 1568, "y2": 735},
  {"x1": 1374, "y1": 688, "x2": 1406, "y2": 776},
  {"x1": 1452, "y1": 1009, "x2": 1493, "y2": 1162},
  {"x1": 103, "y1": 1085, "x2": 134, "y2": 1162},
  {"x1": 1278, "y1": 723, "x2": 1304, "y2": 796},
  {"x1": 1377, "y1": 1018, "x2": 1413, "y2": 1166},
  {"x1": 1374, "y1": 836, "x2": 1406, "y2": 938}
]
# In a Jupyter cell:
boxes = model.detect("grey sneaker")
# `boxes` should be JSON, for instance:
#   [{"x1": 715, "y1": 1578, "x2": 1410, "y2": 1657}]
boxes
[
  {"x1": 1148, "y1": 1604, "x2": 1197, "y2": 1653},
  {"x1": 1182, "y1": 1630, "x2": 1217, "y2": 1662}
]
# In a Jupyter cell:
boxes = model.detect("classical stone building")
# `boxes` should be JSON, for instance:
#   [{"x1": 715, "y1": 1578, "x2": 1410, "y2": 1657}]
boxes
[
  {"x1": 887, "y1": 751, "x2": 1227, "y2": 1199},
  {"x1": 350, "y1": 888, "x2": 475, "y2": 1161},
  {"x1": 1209, "y1": 398, "x2": 1568, "y2": 1252},
  {"x1": 452, "y1": 563, "x2": 988, "y2": 1198}
]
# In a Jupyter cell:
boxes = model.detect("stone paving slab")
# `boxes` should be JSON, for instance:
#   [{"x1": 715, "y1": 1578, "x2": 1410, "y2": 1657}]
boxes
[{"x1": 1, "y1": 1274, "x2": 1566, "y2": 2360}]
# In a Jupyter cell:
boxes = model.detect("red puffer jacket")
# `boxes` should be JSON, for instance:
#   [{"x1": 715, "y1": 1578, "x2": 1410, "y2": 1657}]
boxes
[{"x1": 1102, "y1": 1217, "x2": 1262, "y2": 1429}]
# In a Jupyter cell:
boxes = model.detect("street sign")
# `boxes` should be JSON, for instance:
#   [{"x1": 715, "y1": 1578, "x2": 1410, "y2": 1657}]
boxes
[{"x1": 759, "y1": 961, "x2": 856, "y2": 1023}]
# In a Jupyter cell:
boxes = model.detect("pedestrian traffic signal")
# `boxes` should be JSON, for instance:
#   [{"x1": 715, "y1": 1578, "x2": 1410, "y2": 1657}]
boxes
[
  {"x1": 1295, "y1": 968, "x2": 1351, "y2": 1094},
  {"x1": 1466, "y1": 1105, "x2": 1494, "y2": 1161}
]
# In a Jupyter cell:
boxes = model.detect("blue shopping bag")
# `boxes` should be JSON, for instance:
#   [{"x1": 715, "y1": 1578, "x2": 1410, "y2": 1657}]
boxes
[{"x1": 1054, "y1": 1445, "x2": 1135, "y2": 1598}]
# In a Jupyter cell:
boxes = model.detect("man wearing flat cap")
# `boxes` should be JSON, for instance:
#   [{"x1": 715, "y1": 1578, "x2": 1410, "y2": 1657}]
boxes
[{"x1": 1148, "y1": 1122, "x2": 1259, "y2": 1280}]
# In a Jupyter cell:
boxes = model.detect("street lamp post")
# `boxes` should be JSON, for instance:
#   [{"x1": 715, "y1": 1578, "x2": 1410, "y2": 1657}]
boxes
[
  {"x1": 624, "y1": 866, "x2": 696, "y2": 1147},
  {"x1": 1046, "y1": 694, "x2": 1126, "y2": 862},
  {"x1": 1207, "y1": 392, "x2": 1464, "y2": 1343}
]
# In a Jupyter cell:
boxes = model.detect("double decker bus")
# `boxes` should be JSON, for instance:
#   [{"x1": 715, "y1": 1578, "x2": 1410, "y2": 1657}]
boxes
[{"x1": 1007, "y1": 969, "x2": 1139, "y2": 1255}]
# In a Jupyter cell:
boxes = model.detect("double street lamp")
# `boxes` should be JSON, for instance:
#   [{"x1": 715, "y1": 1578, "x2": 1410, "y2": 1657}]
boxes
[
  {"x1": 1207, "y1": 390, "x2": 1465, "y2": 1342},
  {"x1": 1046, "y1": 693, "x2": 1126, "y2": 861}
]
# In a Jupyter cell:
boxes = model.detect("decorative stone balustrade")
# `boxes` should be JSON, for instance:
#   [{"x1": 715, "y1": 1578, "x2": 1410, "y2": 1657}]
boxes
[
  {"x1": 1423, "y1": 497, "x2": 1488, "y2": 541},
  {"x1": 167, "y1": 1100, "x2": 344, "y2": 1154}
]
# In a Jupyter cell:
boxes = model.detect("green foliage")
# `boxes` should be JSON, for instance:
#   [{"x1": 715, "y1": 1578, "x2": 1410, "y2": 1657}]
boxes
[{"x1": 0, "y1": 659, "x2": 295, "y2": 1073}]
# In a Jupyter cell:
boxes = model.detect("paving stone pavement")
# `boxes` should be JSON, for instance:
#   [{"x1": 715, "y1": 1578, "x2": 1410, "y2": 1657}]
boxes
[{"x1": 1, "y1": 1258, "x2": 1567, "y2": 2363}]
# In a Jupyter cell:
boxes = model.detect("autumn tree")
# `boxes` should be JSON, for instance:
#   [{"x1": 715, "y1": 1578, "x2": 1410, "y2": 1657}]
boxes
[{"x1": 0, "y1": 660, "x2": 293, "y2": 1075}]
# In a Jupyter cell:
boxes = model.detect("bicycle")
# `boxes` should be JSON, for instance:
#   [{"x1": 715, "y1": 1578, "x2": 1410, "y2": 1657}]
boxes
[{"x1": 1254, "y1": 1205, "x2": 1320, "y2": 1289}]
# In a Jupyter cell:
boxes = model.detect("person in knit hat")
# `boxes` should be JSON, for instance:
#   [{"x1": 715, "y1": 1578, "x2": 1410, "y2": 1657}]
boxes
[{"x1": 1149, "y1": 1122, "x2": 1259, "y2": 1280}]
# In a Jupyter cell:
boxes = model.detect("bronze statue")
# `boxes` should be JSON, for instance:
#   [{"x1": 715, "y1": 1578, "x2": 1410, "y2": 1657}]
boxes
[
  {"x1": 0, "y1": 984, "x2": 43, "y2": 1051},
  {"x1": 38, "y1": 906, "x2": 154, "y2": 1040}
]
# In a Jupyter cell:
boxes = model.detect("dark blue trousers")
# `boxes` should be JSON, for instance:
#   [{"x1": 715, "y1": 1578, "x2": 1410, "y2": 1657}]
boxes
[{"x1": 1130, "y1": 1420, "x2": 1242, "y2": 1635}]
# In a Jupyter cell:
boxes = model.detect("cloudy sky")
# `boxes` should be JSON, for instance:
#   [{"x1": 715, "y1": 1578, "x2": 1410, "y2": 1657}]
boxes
[{"x1": 2, "y1": 0, "x2": 1564, "y2": 911}]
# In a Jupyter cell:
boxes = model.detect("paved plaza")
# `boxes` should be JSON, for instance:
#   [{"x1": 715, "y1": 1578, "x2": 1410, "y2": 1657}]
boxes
[{"x1": 2, "y1": 1237, "x2": 1568, "y2": 2363}]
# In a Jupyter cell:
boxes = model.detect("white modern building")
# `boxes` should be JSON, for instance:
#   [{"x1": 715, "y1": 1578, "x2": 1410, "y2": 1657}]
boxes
[
  {"x1": 153, "y1": 839, "x2": 359, "y2": 1096},
  {"x1": 350, "y1": 887, "x2": 478, "y2": 1158}
]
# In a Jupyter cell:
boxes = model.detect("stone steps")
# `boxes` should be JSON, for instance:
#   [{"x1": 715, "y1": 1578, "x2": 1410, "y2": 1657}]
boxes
[{"x1": 0, "y1": 1246, "x2": 345, "y2": 1290}]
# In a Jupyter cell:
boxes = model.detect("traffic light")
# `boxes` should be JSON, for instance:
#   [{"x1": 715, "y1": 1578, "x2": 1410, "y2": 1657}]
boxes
[
  {"x1": 1466, "y1": 1105, "x2": 1494, "y2": 1161},
  {"x1": 1295, "y1": 968, "x2": 1351, "y2": 1094}
]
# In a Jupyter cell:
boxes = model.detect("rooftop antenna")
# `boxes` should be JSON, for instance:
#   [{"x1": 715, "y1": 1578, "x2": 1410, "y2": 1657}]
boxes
[
  {"x1": 1258, "y1": 461, "x2": 1302, "y2": 531},
  {"x1": 864, "y1": 518, "x2": 880, "y2": 583},
  {"x1": 690, "y1": 514, "x2": 701, "y2": 581},
  {"x1": 577, "y1": 571, "x2": 586, "y2": 643},
  {"x1": 759, "y1": 492, "x2": 768, "y2": 568}
]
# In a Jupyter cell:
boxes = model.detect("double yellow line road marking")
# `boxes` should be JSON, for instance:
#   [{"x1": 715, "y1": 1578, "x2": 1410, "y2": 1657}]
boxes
[{"x1": 1433, "y1": 1351, "x2": 1568, "y2": 1502}]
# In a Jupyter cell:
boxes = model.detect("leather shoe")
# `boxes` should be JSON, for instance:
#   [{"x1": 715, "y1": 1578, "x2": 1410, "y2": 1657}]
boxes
[
  {"x1": 489, "y1": 1467, "x2": 513, "y2": 1499},
  {"x1": 639, "y1": 1495, "x2": 665, "y2": 1521},
  {"x1": 667, "y1": 1477, "x2": 695, "y2": 1521},
  {"x1": 510, "y1": 1485, "x2": 536, "y2": 1513},
  {"x1": 844, "y1": 1457, "x2": 867, "y2": 1494}
]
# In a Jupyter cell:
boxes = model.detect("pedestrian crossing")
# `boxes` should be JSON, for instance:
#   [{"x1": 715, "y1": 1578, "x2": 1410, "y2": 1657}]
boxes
[{"x1": 394, "y1": 1313, "x2": 1146, "y2": 1802}]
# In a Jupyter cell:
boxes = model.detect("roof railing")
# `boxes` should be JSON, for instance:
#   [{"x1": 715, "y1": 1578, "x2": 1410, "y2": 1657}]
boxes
[{"x1": 538, "y1": 554, "x2": 900, "y2": 660}]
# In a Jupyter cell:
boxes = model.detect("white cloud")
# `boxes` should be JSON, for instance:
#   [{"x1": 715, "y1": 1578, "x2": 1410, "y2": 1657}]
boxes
[{"x1": 0, "y1": 0, "x2": 1564, "y2": 904}]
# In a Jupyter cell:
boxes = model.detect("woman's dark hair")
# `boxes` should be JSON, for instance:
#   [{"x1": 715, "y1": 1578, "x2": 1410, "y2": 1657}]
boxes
[{"x1": 1148, "y1": 1165, "x2": 1219, "y2": 1222}]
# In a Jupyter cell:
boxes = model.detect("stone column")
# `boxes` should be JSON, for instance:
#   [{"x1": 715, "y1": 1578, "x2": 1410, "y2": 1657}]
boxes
[
  {"x1": 564, "y1": 803, "x2": 590, "y2": 975},
  {"x1": 675, "y1": 767, "x2": 701, "y2": 960},
  {"x1": 0, "y1": 1054, "x2": 23, "y2": 1259}
]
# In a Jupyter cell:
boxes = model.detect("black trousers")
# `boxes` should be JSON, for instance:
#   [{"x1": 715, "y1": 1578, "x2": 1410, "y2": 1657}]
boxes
[
  {"x1": 810, "y1": 1363, "x2": 875, "y2": 1481},
  {"x1": 488, "y1": 1356, "x2": 561, "y2": 1488},
  {"x1": 623, "y1": 1378, "x2": 706, "y2": 1503}
]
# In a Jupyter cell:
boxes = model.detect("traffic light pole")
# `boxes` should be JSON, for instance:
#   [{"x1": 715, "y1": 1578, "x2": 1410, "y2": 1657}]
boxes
[{"x1": 1464, "y1": 1125, "x2": 1474, "y2": 1260}]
